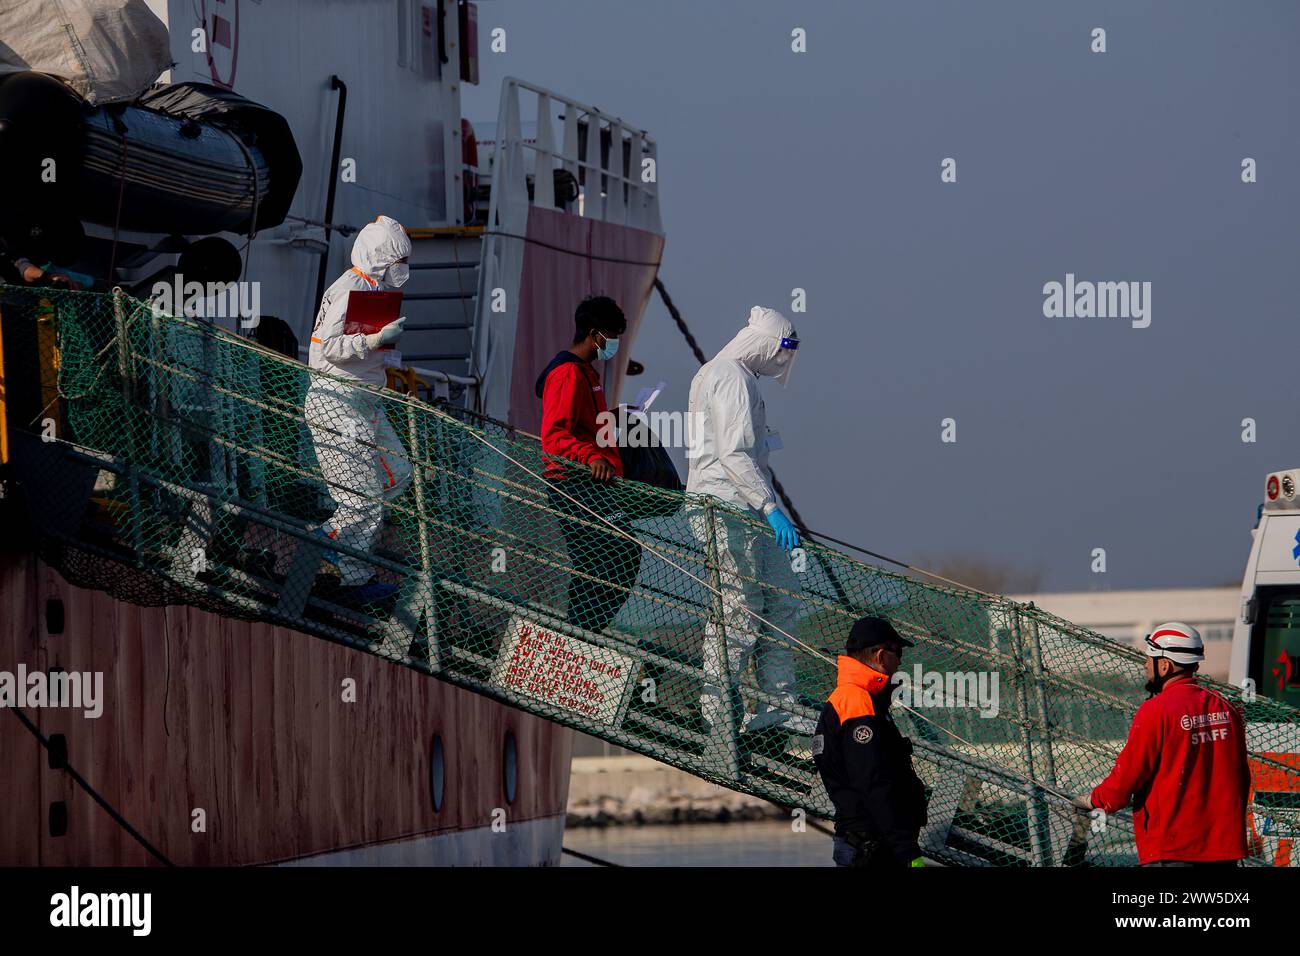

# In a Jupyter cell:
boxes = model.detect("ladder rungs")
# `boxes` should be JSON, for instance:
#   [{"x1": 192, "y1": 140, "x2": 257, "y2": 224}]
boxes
[
  {"x1": 402, "y1": 291, "x2": 478, "y2": 302},
  {"x1": 623, "y1": 708, "x2": 708, "y2": 748}
]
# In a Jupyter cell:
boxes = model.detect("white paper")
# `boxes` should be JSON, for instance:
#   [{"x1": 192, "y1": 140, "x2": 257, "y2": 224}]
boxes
[{"x1": 629, "y1": 381, "x2": 666, "y2": 414}]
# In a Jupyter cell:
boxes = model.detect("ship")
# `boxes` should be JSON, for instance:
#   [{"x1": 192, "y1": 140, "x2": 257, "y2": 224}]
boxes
[
  {"x1": 0, "y1": 0, "x2": 663, "y2": 865},
  {"x1": 4, "y1": 2, "x2": 1297, "y2": 873}
]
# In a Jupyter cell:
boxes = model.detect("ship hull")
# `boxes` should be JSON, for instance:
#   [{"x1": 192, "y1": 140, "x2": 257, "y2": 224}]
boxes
[{"x1": 0, "y1": 552, "x2": 572, "y2": 866}]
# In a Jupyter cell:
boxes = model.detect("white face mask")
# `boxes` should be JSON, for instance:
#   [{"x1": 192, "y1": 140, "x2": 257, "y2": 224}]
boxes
[
  {"x1": 387, "y1": 262, "x2": 410, "y2": 288},
  {"x1": 596, "y1": 333, "x2": 620, "y2": 361}
]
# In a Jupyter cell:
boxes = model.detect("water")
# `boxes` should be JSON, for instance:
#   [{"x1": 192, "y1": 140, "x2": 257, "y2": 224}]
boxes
[{"x1": 561, "y1": 820, "x2": 835, "y2": 866}]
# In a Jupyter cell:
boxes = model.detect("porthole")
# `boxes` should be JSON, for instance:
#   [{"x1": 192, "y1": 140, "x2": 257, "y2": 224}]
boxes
[
  {"x1": 46, "y1": 598, "x2": 65, "y2": 635},
  {"x1": 47, "y1": 734, "x2": 67, "y2": 771},
  {"x1": 48, "y1": 801, "x2": 68, "y2": 837},
  {"x1": 430, "y1": 734, "x2": 445, "y2": 812},
  {"x1": 502, "y1": 731, "x2": 518, "y2": 804}
]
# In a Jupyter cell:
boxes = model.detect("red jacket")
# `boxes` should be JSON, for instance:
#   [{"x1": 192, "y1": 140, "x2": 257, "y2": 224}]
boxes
[
  {"x1": 538, "y1": 353, "x2": 622, "y2": 479},
  {"x1": 1091, "y1": 679, "x2": 1251, "y2": 864}
]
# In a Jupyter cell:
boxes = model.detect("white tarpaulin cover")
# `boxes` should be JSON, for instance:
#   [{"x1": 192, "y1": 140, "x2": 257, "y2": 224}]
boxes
[{"x1": 0, "y1": 0, "x2": 171, "y2": 105}]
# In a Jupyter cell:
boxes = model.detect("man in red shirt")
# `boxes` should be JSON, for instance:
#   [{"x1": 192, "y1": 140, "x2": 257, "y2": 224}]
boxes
[
  {"x1": 534, "y1": 296, "x2": 641, "y2": 633},
  {"x1": 1084, "y1": 622, "x2": 1252, "y2": 867}
]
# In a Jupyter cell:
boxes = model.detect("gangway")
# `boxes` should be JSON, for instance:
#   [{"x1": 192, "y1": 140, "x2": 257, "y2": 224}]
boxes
[{"x1": 1, "y1": 285, "x2": 1297, "y2": 866}]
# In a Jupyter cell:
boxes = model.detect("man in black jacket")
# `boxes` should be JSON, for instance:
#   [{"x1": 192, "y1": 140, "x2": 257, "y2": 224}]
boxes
[{"x1": 812, "y1": 616, "x2": 928, "y2": 868}]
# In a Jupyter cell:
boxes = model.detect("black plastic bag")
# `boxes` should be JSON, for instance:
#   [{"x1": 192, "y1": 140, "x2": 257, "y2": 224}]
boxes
[{"x1": 615, "y1": 410, "x2": 683, "y2": 518}]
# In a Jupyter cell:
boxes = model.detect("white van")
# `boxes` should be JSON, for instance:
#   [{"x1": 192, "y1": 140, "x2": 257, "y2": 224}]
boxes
[
  {"x1": 1229, "y1": 469, "x2": 1300, "y2": 865},
  {"x1": 1231, "y1": 469, "x2": 1300, "y2": 707}
]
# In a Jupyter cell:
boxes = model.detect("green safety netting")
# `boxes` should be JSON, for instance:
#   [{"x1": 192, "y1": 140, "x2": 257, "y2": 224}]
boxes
[{"x1": 2, "y1": 284, "x2": 1297, "y2": 867}]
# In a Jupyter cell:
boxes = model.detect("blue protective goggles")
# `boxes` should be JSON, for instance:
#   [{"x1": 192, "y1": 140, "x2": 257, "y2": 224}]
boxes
[{"x1": 779, "y1": 337, "x2": 799, "y2": 350}]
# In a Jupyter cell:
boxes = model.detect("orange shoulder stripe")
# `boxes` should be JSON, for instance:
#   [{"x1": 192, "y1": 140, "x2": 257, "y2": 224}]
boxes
[{"x1": 829, "y1": 683, "x2": 875, "y2": 722}]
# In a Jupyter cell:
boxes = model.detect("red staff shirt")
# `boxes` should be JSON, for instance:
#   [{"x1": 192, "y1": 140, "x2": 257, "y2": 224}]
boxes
[{"x1": 1091, "y1": 679, "x2": 1251, "y2": 864}]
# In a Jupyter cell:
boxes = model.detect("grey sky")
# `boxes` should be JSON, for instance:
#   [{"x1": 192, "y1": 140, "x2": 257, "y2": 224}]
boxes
[{"x1": 462, "y1": 0, "x2": 1300, "y2": 591}]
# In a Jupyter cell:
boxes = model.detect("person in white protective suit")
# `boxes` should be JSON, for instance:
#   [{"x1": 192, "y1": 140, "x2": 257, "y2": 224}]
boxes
[
  {"x1": 687, "y1": 306, "x2": 814, "y2": 737},
  {"x1": 306, "y1": 215, "x2": 414, "y2": 604}
]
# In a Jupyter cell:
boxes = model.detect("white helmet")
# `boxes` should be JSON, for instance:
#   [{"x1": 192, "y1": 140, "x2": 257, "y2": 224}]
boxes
[{"x1": 1143, "y1": 622, "x2": 1205, "y2": 666}]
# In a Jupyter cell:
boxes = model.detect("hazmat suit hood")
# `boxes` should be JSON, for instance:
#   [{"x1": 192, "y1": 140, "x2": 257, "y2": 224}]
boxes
[
  {"x1": 714, "y1": 306, "x2": 799, "y2": 386},
  {"x1": 308, "y1": 214, "x2": 412, "y2": 388},
  {"x1": 350, "y1": 215, "x2": 411, "y2": 287}
]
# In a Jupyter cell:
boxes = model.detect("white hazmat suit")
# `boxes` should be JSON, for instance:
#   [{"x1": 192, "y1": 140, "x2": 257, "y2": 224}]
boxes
[
  {"x1": 306, "y1": 216, "x2": 414, "y2": 586},
  {"x1": 686, "y1": 306, "x2": 811, "y2": 735}
]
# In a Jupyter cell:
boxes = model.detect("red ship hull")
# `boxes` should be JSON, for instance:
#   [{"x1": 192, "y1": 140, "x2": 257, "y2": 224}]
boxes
[{"x1": 0, "y1": 552, "x2": 573, "y2": 866}]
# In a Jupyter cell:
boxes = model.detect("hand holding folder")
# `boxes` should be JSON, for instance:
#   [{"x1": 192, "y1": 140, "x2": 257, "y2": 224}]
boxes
[{"x1": 345, "y1": 290, "x2": 404, "y2": 348}]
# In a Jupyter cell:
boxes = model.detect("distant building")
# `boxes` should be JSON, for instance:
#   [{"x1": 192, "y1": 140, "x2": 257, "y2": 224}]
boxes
[{"x1": 1007, "y1": 587, "x2": 1239, "y2": 681}]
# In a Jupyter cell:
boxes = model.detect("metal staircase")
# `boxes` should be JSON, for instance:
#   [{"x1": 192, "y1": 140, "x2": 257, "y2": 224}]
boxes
[
  {"x1": 395, "y1": 228, "x2": 482, "y2": 406},
  {"x1": 401, "y1": 230, "x2": 479, "y2": 372}
]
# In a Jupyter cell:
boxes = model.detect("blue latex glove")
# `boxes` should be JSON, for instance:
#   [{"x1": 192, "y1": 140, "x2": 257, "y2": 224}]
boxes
[{"x1": 766, "y1": 509, "x2": 799, "y2": 552}]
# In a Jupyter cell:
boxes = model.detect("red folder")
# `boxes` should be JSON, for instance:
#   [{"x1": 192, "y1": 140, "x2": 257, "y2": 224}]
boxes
[{"x1": 344, "y1": 290, "x2": 403, "y2": 342}]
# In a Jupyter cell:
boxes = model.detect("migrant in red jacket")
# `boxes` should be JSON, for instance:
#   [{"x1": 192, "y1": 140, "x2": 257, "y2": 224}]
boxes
[{"x1": 535, "y1": 351, "x2": 623, "y2": 479}]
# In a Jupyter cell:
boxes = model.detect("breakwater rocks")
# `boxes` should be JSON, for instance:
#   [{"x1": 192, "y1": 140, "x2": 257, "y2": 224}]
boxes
[{"x1": 566, "y1": 756, "x2": 787, "y2": 827}]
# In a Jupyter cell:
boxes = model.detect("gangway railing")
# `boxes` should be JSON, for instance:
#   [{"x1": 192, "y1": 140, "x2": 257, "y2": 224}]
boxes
[
  {"x1": 2, "y1": 285, "x2": 1298, "y2": 867},
  {"x1": 470, "y1": 77, "x2": 663, "y2": 421}
]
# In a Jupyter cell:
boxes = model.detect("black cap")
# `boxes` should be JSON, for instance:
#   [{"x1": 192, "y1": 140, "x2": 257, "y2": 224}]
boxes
[{"x1": 845, "y1": 616, "x2": 913, "y2": 653}]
